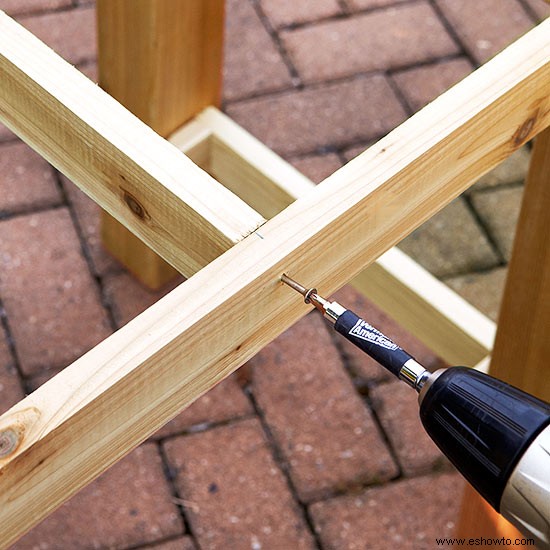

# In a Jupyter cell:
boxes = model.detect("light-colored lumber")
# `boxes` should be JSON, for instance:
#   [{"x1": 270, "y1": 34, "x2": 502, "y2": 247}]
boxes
[
  {"x1": 472, "y1": 355, "x2": 491, "y2": 374},
  {"x1": 98, "y1": 0, "x2": 225, "y2": 288},
  {"x1": 100, "y1": 215, "x2": 181, "y2": 287},
  {"x1": 97, "y1": 0, "x2": 224, "y2": 138},
  {"x1": 171, "y1": 105, "x2": 313, "y2": 219},
  {"x1": 353, "y1": 251, "x2": 495, "y2": 366},
  {"x1": 456, "y1": 485, "x2": 528, "y2": 546},
  {"x1": 489, "y1": 126, "x2": 550, "y2": 400},
  {"x1": 455, "y1": 123, "x2": 550, "y2": 547},
  {"x1": 0, "y1": 10, "x2": 264, "y2": 278},
  {"x1": 1, "y1": 20, "x2": 549, "y2": 546},
  {"x1": 172, "y1": 107, "x2": 496, "y2": 365}
]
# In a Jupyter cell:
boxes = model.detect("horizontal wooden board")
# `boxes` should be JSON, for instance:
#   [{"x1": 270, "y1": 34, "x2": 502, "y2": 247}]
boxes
[
  {"x1": 171, "y1": 107, "x2": 495, "y2": 365},
  {"x1": 0, "y1": 18, "x2": 549, "y2": 547},
  {"x1": 0, "y1": 11, "x2": 265, "y2": 277}
]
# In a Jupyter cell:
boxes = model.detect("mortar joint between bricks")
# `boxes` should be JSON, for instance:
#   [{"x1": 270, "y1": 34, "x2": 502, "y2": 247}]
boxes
[
  {"x1": 244, "y1": 388, "x2": 325, "y2": 549},
  {"x1": 52, "y1": 170, "x2": 119, "y2": 333},
  {"x1": 156, "y1": 441, "x2": 196, "y2": 542},
  {"x1": 317, "y1": 311, "x2": 406, "y2": 481},
  {"x1": 426, "y1": 0, "x2": 479, "y2": 69},
  {"x1": 153, "y1": 413, "x2": 258, "y2": 442},
  {"x1": 249, "y1": 0, "x2": 303, "y2": 88},
  {"x1": 462, "y1": 193, "x2": 508, "y2": 266},
  {"x1": 515, "y1": 0, "x2": 547, "y2": 24},
  {"x1": 0, "y1": 300, "x2": 28, "y2": 397}
]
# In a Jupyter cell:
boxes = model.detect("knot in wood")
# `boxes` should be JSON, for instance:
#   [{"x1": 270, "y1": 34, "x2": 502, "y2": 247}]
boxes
[
  {"x1": 123, "y1": 191, "x2": 149, "y2": 221},
  {"x1": 0, "y1": 428, "x2": 19, "y2": 458},
  {"x1": 513, "y1": 117, "x2": 536, "y2": 146}
]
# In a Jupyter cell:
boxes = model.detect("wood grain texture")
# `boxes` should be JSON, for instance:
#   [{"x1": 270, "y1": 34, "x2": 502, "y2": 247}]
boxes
[
  {"x1": 0, "y1": 10, "x2": 263, "y2": 279},
  {"x1": 98, "y1": 0, "x2": 226, "y2": 288},
  {"x1": 0, "y1": 19, "x2": 549, "y2": 546},
  {"x1": 172, "y1": 107, "x2": 496, "y2": 365},
  {"x1": 488, "y1": 127, "x2": 550, "y2": 400},
  {"x1": 100, "y1": 210, "x2": 181, "y2": 287},
  {"x1": 457, "y1": 95, "x2": 550, "y2": 550},
  {"x1": 97, "y1": 0, "x2": 224, "y2": 137},
  {"x1": 456, "y1": 485, "x2": 528, "y2": 546}
]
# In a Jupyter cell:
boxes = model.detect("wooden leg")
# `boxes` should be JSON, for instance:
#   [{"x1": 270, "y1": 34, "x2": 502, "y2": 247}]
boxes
[
  {"x1": 456, "y1": 128, "x2": 550, "y2": 542},
  {"x1": 455, "y1": 485, "x2": 530, "y2": 547},
  {"x1": 489, "y1": 127, "x2": 550, "y2": 400},
  {"x1": 97, "y1": 0, "x2": 225, "y2": 288}
]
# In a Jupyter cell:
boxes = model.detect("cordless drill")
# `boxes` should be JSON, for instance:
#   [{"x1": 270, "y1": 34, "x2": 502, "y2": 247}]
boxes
[{"x1": 281, "y1": 274, "x2": 550, "y2": 549}]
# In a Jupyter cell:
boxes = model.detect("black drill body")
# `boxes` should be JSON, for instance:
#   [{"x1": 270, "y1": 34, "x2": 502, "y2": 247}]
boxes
[{"x1": 334, "y1": 306, "x2": 550, "y2": 511}]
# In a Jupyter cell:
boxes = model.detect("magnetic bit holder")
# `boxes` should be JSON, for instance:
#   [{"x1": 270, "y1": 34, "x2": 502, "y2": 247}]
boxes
[{"x1": 280, "y1": 273, "x2": 429, "y2": 390}]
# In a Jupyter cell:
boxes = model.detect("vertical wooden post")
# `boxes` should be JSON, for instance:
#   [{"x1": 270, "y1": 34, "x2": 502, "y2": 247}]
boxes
[
  {"x1": 456, "y1": 128, "x2": 550, "y2": 544},
  {"x1": 489, "y1": 128, "x2": 550, "y2": 400},
  {"x1": 97, "y1": 0, "x2": 225, "y2": 288}
]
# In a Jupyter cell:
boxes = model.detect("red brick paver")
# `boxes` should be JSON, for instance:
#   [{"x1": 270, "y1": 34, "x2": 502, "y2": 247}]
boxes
[
  {"x1": 261, "y1": 0, "x2": 342, "y2": 28},
  {"x1": 371, "y1": 380, "x2": 448, "y2": 475},
  {"x1": 435, "y1": 0, "x2": 533, "y2": 63},
  {"x1": 251, "y1": 313, "x2": 398, "y2": 501},
  {"x1": 18, "y1": 6, "x2": 96, "y2": 65},
  {"x1": 77, "y1": 59, "x2": 98, "y2": 82},
  {"x1": 524, "y1": 0, "x2": 550, "y2": 19},
  {"x1": 0, "y1": 326, "x2": 23, "y2": 415},
  {"x1": 0, "y1": 141, "x2": 61, "y2": 215},
  {"x1": 147, "y1": 538, "x2": 197, "y2": 550},
  {"x1": 227, "y1": 75, "x2": 406, "y2": 156},
  {"x1": 0, "y1": 123, "x2": 15, "y2": 143},
  {"x1": 0, "y1": 0, "x2": 71, "y2": 16},
  {"x1": 281, "y1": 2, "x2": 459, "y2": 82},
  {"x1": 13, "y1": 444, "x2": 184, "y2": 550},
  {"x1": 289, "y1": 153, "x2": 342, "y2": 183},
  {"x1": 164, "y1": 418, "x2": 316, "y2": 550},
  {"x1": 0, "y1": 209, "x2": 111, "y2": 375},
  {"x1": 154, "y1": 376, "x2": 254, "y2": 439},
  {"x1": 224, "y1": 0, "x2": 293, "y2": 101},
  {"x1": 310, "y1": 472, "x2": 464, "y2": 549},
  {"x1": 392, "y1": 57, "x2": 473, "y2": 112}
]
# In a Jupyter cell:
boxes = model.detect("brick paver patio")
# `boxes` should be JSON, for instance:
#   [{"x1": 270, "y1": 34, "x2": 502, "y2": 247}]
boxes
[{"x1": 1, "y1": 1, "x2": 548, "y2": 548}]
